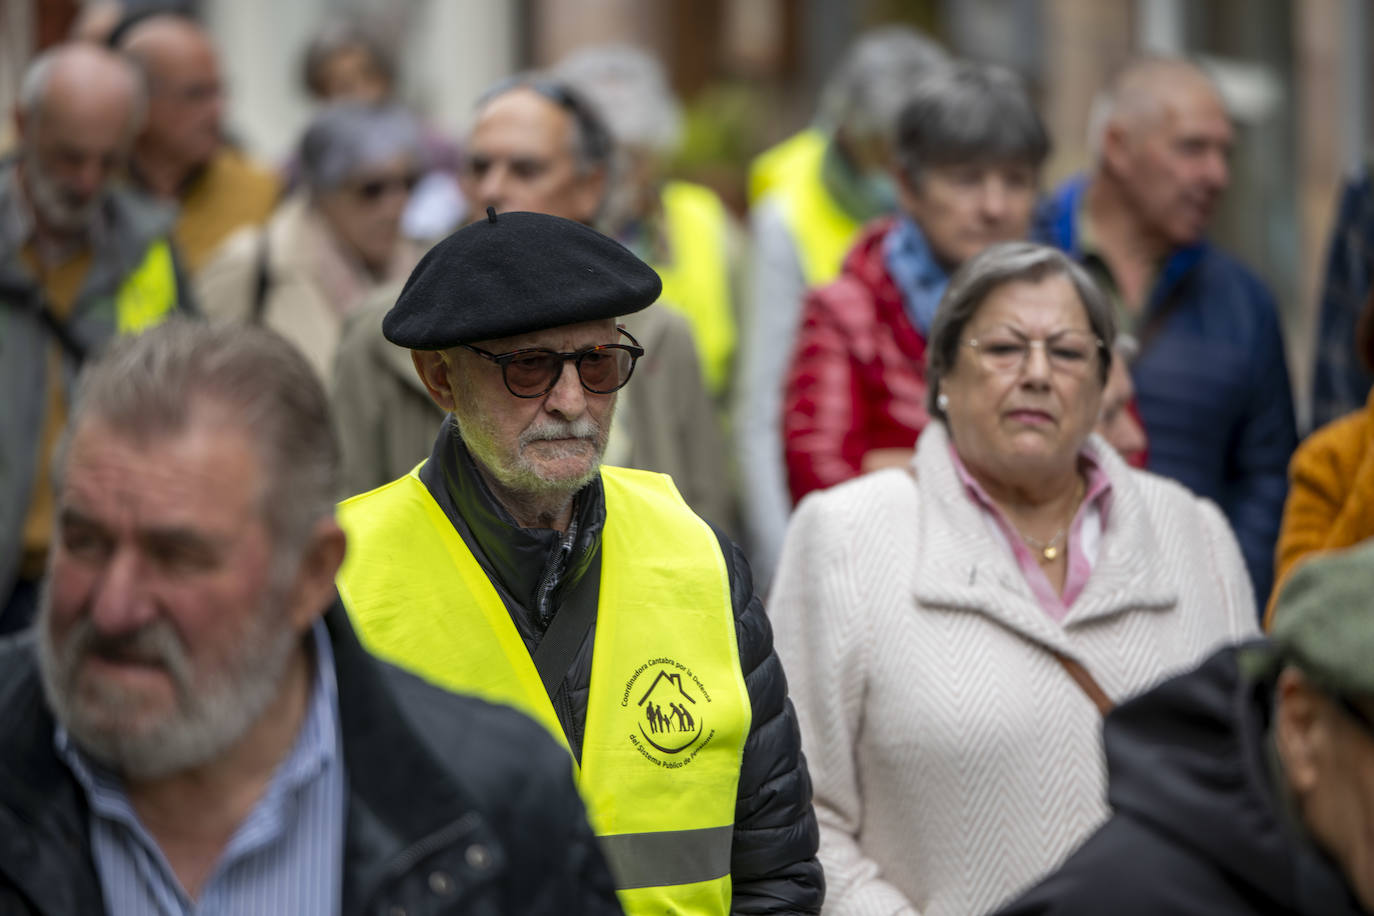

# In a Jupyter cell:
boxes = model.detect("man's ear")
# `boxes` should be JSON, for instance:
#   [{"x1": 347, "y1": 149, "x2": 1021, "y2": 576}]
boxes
[
  {"x1": 1275, "y1": 667, "x2": 1326, "y2": 796},
  {"x1": 576, "y1": 166, "x2": 608, "y2": 225},
  {"x1": 1100, "y1": 119, "x2": 1134, "y2": 177},
  {"x1": 412, "y1": 349, "x2": 458, "y2": 412},
  {"x1": 287, "y1": 517, "x2": 347, "y2": 632}
]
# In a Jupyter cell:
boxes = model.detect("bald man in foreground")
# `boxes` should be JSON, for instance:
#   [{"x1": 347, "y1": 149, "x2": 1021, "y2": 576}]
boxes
[
  {"x1": 0, "y1": 43, "x2": 194, "y2": 635},
  {"x1": 115, "y1": 12, "x2": 278, "y2": 274},
  {"x1": 1034, "y1": 56, "x2": 1296, "y2": 611}
]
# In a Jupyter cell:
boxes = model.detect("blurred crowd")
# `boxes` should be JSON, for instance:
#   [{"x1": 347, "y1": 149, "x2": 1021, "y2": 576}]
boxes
[{"x1": 6, "y1": 3, "x2": 1374, "y2": 915}]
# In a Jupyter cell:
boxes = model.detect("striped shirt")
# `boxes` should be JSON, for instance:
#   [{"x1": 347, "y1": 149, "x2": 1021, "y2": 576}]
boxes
[{"x1": 56, "y1": 619, "x2": 346, "y2": 916}]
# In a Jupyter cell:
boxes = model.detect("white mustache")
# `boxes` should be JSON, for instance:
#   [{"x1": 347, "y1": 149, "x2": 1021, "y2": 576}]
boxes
[{"x1": 520, "y1": 418, "x2": 600, "y2": 446}]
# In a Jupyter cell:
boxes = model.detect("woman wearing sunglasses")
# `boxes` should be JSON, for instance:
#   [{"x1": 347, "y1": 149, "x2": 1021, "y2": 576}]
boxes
[
  {"x1": 196, "y1": 102, "x2": 426, "y2": 383},
  {"x1": 768, "y1": 242, "x2": 1258, "y2": 915}
]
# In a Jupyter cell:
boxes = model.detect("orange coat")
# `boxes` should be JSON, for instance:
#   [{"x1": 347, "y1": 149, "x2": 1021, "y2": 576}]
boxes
[{"x1": 1266, "y1": 388, "x2": 1374, "y2": 627}]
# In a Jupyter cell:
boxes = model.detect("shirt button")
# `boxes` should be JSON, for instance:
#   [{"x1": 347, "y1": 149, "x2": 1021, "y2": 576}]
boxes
[
  {"x1": 428, "y1": 870, "x2": 456, "y2": 896},
  {"x1": 465, "y1": 843, "x2": 493, "y2": 870}
]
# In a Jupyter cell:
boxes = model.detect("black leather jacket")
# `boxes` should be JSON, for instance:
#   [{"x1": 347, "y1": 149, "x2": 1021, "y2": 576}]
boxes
[
  {"x1": 0, "y1": 602, "x2": 622, "y2": 915},
  {"x1": 421, "y1": 420, "x2": 825, "y2": 913}
]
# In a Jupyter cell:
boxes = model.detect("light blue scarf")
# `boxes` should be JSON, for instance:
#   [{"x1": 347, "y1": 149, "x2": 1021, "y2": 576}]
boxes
[{"x1": 882, "y1": 216, "x2": 950, "y2": 336}]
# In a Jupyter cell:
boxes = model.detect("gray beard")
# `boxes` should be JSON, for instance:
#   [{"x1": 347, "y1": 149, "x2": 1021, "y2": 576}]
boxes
[
  {"x1": 21, "y1": 158, "x2": 103, "y2": 241},
  {"x1": 36, "y1": 578, "x2": 301, "y2": 783}
]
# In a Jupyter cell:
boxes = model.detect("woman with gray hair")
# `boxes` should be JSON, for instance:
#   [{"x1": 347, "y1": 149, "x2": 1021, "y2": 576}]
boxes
[
  {"x1": 196, "y1": 103, "x2": 426, "y2": 383},
  {"x1": 768, "y1": 241, "x2": 1257, "y2": 915},
  {"x1": 783, "y1": 61, "x2": 1048, "y2": 503}
]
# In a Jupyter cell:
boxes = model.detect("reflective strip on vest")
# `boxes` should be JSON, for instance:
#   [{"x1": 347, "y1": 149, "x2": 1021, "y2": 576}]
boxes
[
  {"x1": 774, "y1": 136, "x2": 863, "y2": 287},
  {"x1": 336, "y1": 465, "x2": 750, "y2": 915},
  {"x1": 115, "y1": 240, "x2": 178, "y2": 334},
  {"x1": 653, "y1": 181, "x2": 735, "y2": 397}
]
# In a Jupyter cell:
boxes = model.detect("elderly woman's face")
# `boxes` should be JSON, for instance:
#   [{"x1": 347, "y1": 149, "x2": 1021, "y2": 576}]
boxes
[
  {"x1": 317, "y1": 154, "x2": 416, "y2": 271},
  {"x1": 940, "y1": 274, "x2": 1105, "y2": 483},
  {"x1": 899, "y1": 161, "x2": 1038, "y2": 270}
]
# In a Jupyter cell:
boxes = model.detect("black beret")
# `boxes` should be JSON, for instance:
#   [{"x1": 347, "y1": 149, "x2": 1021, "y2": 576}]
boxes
[{"x1": 383, "y1": 209, "x2": 662, "y2": 349}]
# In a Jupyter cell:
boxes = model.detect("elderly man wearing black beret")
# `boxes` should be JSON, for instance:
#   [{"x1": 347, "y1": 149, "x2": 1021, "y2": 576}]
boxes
[
  {"x1": 336, "y1": 208, "x2": 824, "y2": 916},
  {"x1": 331, "y1": 75, "x2": 733, "y2": 535},
  {"x1": 994, "y1": 538, "x2": 1374, "y2": 916}
]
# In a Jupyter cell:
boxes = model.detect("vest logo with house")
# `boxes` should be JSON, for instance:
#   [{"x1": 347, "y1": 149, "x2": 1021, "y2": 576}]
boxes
[{"x1": 622, "y1": 657, "x2": 715, "y2": 767}]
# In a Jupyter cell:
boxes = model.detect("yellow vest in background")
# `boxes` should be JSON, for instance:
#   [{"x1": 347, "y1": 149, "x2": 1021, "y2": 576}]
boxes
[
  {"x1": 774, "y1": 138, "x2": 864, "y2": 288},
  {"x1": 337, "y1": 465, "x2": 751, "y2": 915},
  {"x1": 654, "y1": 180, "x2": 735, "y2": 398},
  {"x1": 747, "y1": 128, "x2": 825, "y2": 205},
  {"x1": 114, "y1": 239, "x2": 179, "y2": 333}
]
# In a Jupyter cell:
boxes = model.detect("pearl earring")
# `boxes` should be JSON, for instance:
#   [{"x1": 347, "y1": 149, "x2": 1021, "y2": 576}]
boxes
[{"x1": 937, "y1": 392, "x2": 950, "y2": 411}]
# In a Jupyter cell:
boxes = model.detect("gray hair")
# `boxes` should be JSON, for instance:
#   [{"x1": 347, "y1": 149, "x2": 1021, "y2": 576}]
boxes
[
  {"x1": 816, "y1": 25, "x2": 949, "y2": 150},
  {"x1": 298, "y1": 102, "x2": 423, "y2": 193},
  {"x1": 19, "y1": 42, "x2": 147, "y2": 135},
  {"x1": 59, "y1": 320, "x2": 340, "y2": 556},
  {"x1": 475, "y1": 73, "x2": 615, "y2": 179},
  {"x1": 895, "y1": 61, "x2": 1049, "y2": 183},
  {"x1": 925, "y1": 242, "x2": 1116, "y2": 421},
  {"x1": 553, "y1": 43, "x2": 683, "y2": 155},
  {"x1": 301, "y1": 16, "x2": 397, "y2": 99}
]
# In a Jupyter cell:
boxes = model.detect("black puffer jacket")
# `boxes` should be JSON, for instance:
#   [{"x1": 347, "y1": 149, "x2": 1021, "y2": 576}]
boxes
[
  {"x1": 994, "y1": 644, "x2": 1368, "y2": 916},
  {"x1": 422, "y1": 421, "x2": 824, "y2": 913},
  {"x1": 0, "y1": 602, "x2": 622, "y2": 915}
]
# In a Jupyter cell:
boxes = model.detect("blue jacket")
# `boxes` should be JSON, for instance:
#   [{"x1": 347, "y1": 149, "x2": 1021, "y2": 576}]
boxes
[{"x1": 1034, "y1": 176, "x2": 1297, "y2": 611}]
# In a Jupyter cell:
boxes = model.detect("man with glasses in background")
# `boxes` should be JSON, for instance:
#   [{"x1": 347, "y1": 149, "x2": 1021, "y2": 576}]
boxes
[{"x1": 335, "y1": 209, "x2": 823, "y2": 915}]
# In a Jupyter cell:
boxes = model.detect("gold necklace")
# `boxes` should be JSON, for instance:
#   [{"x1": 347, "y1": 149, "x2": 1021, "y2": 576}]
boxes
[
  {"x1": 1011, "y1": 477, "x2": 1085, "y2": 564},
  {"x1": 1020, "y1": 527, "x2": 1067, "y2": 563}
]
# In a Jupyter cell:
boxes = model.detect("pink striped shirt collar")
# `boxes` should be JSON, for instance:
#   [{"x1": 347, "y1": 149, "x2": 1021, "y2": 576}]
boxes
[{"x1": 949, "y1": 444, "x2": 1113, "y2": 621}]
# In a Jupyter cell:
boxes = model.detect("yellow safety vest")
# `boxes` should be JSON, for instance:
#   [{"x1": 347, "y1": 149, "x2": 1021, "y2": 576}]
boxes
[
  {"x1": 775, "y1": 138, "x2": 865, "y2": 288},
  {"x1": 747, "y1": 128, "x2": 825, "y2": 206},
  {"x1": 114, "y1": 239, "x2": 179, "y2": 334},
  {"x1": 337, "y1": 465, "x2": 751, "y2": 915},
  {"x1": 654, "y1": 181, "x2": 735, "y2": 397}
]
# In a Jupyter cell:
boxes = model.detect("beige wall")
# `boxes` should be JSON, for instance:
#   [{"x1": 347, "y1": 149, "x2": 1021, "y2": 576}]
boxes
[{"x1": 1039, "y1": 0, "x2": 1133, "y2": 186}]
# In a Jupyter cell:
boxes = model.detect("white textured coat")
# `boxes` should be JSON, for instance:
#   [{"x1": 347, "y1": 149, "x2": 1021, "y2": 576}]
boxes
[{"x1": 769, "y1": 422, "x2": 1258, "y2": 916}]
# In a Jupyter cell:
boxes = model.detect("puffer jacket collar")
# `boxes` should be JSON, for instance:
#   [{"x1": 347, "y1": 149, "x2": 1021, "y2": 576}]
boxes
[{"x1": 418, "y1": 416, "x2": 605, "y2": 637}]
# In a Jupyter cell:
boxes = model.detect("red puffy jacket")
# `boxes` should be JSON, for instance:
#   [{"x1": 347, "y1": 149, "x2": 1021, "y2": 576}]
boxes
[{"x1": 783, "y1": 219, "x2": 930, "y2": 503}]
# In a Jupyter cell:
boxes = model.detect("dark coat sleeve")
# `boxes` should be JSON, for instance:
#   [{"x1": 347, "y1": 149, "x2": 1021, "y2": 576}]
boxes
[
  {"x1": 385, "y1": 668, "x2": 624, "y2": 916},
  {"x1": 716, "y1": 528, "x2": 825, "y2": 914},
  {"x1": 494, "y1": 715, "x2": 625, "y2": 915}
]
